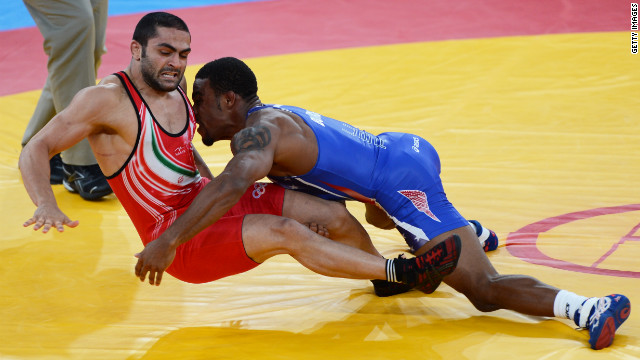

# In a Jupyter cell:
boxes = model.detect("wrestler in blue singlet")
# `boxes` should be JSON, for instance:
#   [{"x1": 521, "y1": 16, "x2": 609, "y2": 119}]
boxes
[{"x1": 248, "y1": 104, "x2": 470, "y2": 252}]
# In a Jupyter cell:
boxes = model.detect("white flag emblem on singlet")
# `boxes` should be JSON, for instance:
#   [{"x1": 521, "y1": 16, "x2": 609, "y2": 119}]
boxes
[{"x1": 398, "y1": 190, "x2": 441, "y2": 222}]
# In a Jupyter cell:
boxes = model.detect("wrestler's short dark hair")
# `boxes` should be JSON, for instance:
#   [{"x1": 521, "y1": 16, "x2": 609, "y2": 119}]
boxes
[
  {"x1": 133, "y1": 12, "x2": 190, "y2": 47},
  {"x1": 195, "y1": 57, "x2": 258, "y2": 100}
]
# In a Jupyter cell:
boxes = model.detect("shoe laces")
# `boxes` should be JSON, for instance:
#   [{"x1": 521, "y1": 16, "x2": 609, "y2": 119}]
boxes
[{"x1": 589, "y1": 297, "x2": 611, "y2": 329}]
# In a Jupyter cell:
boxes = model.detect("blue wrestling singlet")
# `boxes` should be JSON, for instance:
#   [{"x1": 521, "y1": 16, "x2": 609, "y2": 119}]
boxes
[{"x1": 248, "y1": 104, "x2": 470, "y2": 252}]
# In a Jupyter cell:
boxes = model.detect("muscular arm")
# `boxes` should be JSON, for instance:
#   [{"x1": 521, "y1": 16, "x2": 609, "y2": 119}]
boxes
[
  {"x1": 135, "y1": 124, "x2": 277, "y2": 284},
  {"x1": 164, "y1": 125, "x2": 274, "y2": 243},
  {"x1": 19, "y1": 85, "x2": 118, "y2": 232}
]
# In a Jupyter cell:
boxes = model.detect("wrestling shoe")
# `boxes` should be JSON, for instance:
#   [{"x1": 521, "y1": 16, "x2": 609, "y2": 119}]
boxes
[
  {"x1": 372, "y1": 254, "x2": 413, "y2": 297},
  {"x1": 396, "y1": 234, "x2": 462, "y2": 294},
  {"x1": 49, "y1": 153, "x2": 64, "y2": 185},
  {"x1": 371, "y1": 279, "x2": 413, "y2": 297},
  {"x1": 587, "y1": 294, "x2": 631, "y2": 350},
  {"x1": 469, "y1": 220, "x2": 499, "y2": 252},
  {"x1": 62, "y1": 163, "x2": 113, "y2": 201}
]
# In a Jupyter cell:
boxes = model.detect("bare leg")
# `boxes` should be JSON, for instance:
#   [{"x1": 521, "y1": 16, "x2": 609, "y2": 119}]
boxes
[
  {"x1": 242, "y1": 214, "x2": 387, "y2": 279},
  {"x1": 364, "y1": 202, "x2": 395, "y2": 229},
  {"x1": 282, "y1": 190, "x2": 382, "y2": 257},
  {"x1": 281, "y1": 190, "x2": 415, "y2": 297},
  {"x1": 416, "y1": 225, "x2": 559, "y2": 316}
]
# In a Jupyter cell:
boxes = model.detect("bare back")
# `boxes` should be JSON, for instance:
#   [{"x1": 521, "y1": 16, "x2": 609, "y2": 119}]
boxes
[{"x1": 245, "y1": 107, "x2": 319, "y2": 177}]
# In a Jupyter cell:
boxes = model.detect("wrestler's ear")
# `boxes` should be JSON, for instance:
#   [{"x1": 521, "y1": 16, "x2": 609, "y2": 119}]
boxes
[
  {"x1": 131, "y1": 40, "x2": 142, "y2": 61},
  {"x1": 223, "y1": 91, "x2": 236, "y2": 108}
]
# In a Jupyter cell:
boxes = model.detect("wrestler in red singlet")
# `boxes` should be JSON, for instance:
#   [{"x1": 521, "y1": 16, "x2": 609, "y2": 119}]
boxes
[{"x1": 106, "y1": 72, "x2": 285, "y2": 283}]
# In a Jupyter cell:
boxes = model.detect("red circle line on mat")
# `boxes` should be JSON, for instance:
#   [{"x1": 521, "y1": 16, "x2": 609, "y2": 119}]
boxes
[{"x1": 506, "y1": 204, "x2": 640, "y2": 278}]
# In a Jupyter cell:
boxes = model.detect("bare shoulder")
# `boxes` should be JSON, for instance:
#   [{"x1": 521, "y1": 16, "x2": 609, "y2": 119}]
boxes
[
  {"x1": 232, "y1": 124, "x2": 273, "y2": 153},
  {"x1": 249, "y1": 106, "x2": 299, "y2": 130},
  {"x1": 98, "y1": 73, "x2": 121, "y2": 86},
  {"x1": 70, "y1": 76, "x2": 132, "y2": 116},
  {"x1": 95, "y1": 74, "x2": 129, "y2": 99},
  {"x1": 57, "y1": 75, "x2": 135, "y2": 133},
  {"x1": 76, "y1": 76, "x2": 125, "y2": 105}
]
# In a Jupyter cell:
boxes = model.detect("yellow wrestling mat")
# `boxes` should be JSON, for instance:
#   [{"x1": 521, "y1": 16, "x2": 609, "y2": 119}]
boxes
[{"x1": 1, "y1": 32, "x2": 639, "y2": 359}]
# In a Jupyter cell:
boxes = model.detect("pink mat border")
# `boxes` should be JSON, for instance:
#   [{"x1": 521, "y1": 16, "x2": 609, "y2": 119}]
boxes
[{"x1": 0, "y1": 0, "x2": 628, "y2": 96}]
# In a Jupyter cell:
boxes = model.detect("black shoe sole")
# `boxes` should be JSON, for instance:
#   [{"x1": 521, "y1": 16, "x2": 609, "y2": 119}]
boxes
[
  {"x1": 371, "y1": 280, "x2": 413, "y2": 297},
  {"x1": 63, "y1": 179, "x2": 113, "y2": 201}
]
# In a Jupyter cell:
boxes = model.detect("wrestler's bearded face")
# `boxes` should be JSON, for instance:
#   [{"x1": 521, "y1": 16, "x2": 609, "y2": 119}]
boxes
[{"x1": 140, "y1": 46, "x2": 183, "y2": 92}]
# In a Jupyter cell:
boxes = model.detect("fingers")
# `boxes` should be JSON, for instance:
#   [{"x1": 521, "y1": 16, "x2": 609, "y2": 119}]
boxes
[
  {"x1": 318, "y1": 227, "x2": 329, "y2": 238},
  {"x1": 29, "y1": 218, "x2": 44, "y2": 231},
  {"x1": 305, "y1": 222, "x2": 329, "y2": 237},
  {"x1": 33, "y1": 219, "x2": 52, "y2": 233},
  {"x1": 134, "y1": 256, "x2": 163, "y2": 286},
  {"x1": 30, "y1": 220, "x2": 43, "y2": 231},
  {"x1": 42, "y1": 222, "x2": 52, "y2": 233},
  {"x1": 64, "y1": 219, "x2": 79, "y2": 228},
  {"x1": 141, "y1": 268, "x2": 163, "y2": 286},
  {"x1": 136, "y1": 261, "x2": 149, "y2": 283},
  {"x1": 24, "y1": 216, "x2": 78, "y2": 233},
  {"x1": 38, "y1": 220, "x2": 67, "y2": 233},
  {"x1": 156, "y1": 271, "x2": 164, "y2": 286},
  {"x1": 308, "y1": 223, "x2": 329, "y2": 237},
  {"x1": 144, "y1": 268, "x2": 163, "y2": 286},
  {"x1": 135, "y1": 257, "x2": 150, "y2": 283},
  {"x1": 135, "y1": 257, "x2": 142, "y2": 276}
]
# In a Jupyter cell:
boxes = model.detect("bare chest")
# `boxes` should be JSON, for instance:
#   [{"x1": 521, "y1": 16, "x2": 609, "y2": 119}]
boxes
[{"x1": 145, "y1": 97, "x2": 188, "y2": 134}]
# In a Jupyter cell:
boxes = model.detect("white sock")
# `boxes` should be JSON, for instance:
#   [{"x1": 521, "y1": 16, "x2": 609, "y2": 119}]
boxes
[
  {"x1": 469, "y1": 221, "x2": 490, "y2": 244},
  {"x1": 386, "y1": 259, "x2": 398, "y2": 283},
  {"x1": 553, "y1": 290, "x2": 588, "y2": 321}
]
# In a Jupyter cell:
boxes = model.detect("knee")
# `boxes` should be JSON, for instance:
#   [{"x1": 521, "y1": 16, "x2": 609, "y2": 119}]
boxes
[
  {"x1": 316, "y1": 201, "x2": 355, "y2": 236},
  {"x1": 327, "y1": 201, "x2": 353, "y2": 227},
  {"x1": 268, "y1": 217, "x2": 308, "y2": 251}
]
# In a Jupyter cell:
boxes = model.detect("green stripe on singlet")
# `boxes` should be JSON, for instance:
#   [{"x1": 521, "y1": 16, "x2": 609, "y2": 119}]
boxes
[{"x1": 151, "y1": 129, "x2": 198, "y2": 177}]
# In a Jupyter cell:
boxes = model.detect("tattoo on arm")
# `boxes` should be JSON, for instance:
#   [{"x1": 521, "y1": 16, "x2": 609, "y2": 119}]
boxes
[{"x1": 232, "y1": 126, "x2": 272, "y2": 153}]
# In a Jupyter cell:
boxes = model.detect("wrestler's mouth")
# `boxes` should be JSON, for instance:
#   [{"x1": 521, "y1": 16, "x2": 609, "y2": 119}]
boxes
[{"x1": 161, "y1": 72, "x2": 178, "y2": 79}]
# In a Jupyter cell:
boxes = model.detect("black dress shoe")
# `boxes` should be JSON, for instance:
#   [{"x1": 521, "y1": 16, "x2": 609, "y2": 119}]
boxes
[
  {"x1": 50, "y1": 154, "x2": 64, "y2": 185},
  {"x1": 62, "y1": 163, "x2": 113, "y2": 200}
]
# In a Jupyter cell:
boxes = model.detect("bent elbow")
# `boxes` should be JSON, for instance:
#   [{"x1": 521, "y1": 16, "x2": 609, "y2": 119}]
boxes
[{"x1": 216, "y1": 173, "x2": 254, "y2": 205}]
